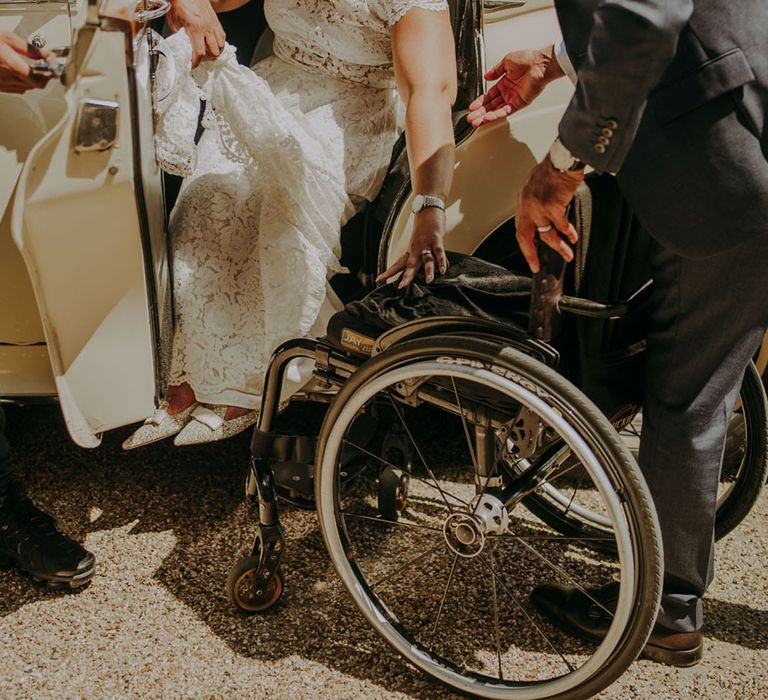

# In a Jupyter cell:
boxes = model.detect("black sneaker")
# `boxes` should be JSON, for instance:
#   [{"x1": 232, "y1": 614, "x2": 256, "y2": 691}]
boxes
[{"x1": 0, "y1": 481, "x2": 95, "y2": 589}]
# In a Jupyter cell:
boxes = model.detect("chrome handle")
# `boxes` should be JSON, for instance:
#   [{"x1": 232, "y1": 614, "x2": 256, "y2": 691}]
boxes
[
  {"x1": 483, "y1": 0, "x2": 527, "y2": 13},
  {"x1": 135, "y1": 0, "x2": 171, "y2": 22}
]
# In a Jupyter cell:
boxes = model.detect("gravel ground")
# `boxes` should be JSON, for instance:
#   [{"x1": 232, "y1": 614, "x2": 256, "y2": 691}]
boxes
[{"x1": 0, "y1": 402, "x2": 766, "y2": 700}]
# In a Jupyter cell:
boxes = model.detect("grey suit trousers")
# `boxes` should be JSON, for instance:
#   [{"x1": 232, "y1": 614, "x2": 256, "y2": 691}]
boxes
[{"x1": 639, "y1": 231, "x2": 768, "y2": 632}]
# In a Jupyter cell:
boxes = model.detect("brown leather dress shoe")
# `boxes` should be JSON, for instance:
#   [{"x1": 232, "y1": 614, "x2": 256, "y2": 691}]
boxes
[{"x1": 531, "y1": 582, "x2": 704, "y2": 667}]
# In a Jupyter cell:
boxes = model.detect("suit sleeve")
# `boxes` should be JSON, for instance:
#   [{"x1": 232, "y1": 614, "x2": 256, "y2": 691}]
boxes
[{"x1": 558, "y1": 0, "x2": 693, "y2": 173}]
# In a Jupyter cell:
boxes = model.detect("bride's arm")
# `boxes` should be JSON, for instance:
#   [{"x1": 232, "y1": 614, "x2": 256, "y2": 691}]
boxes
[{"x1": 378, "y1": 5, "x2": 457, "y2": 287}]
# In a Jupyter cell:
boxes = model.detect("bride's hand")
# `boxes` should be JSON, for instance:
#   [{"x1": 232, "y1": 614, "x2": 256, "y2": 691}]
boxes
[
  {"x1": 168, "y1": 0, "x2": 226, "y2": 68},
  {"x1": 376, "y1": 207, "x2": 448, "y2": 288}
]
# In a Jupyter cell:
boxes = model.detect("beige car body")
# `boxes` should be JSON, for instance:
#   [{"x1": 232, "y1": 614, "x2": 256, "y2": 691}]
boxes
[{"x1": 1, "y1": 0, "x2": 765, "y2": 448}]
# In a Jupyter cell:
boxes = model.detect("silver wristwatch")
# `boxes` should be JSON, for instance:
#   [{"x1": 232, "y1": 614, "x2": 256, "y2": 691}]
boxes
[
  {"x1": 548, "y1": 137, "x2": 585, "y2": 172},
  {"x1": 412, "y1": 194, "x2": 446, "y2": 214}
]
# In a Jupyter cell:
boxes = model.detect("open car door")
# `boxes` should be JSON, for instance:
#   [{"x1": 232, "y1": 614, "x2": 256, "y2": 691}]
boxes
[{"x1": 11, "y1": 0, "x2": 172, "y2": 447}]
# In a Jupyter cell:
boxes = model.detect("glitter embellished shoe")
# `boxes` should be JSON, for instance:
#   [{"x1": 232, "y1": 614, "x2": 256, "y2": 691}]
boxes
[
  {"x1": 173, "y1": 405, "x2": 259, "y2": 446},
  {"x1": 121, "y1": 401, "x2": 198, "y2": 450}
]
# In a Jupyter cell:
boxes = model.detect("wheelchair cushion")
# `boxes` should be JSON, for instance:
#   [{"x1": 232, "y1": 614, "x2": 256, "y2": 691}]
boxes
[{"x1": 326, "y1": 252, "x2": 531, "y2": 355}]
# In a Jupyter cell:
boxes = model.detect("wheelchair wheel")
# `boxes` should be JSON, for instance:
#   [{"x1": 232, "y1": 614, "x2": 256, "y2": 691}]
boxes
[
  {"x1": 713, "y1": 362, "x2": 768, "y2": 538},
  {"x1": 315, "y1": 337, "x2": 661, "y2": 700},
  {"x1": 524, "y1": 362, "x2": 767, "y2": 546},
  {"x1": 226, "y1": 553, "x2": 284, "y2": 613}
]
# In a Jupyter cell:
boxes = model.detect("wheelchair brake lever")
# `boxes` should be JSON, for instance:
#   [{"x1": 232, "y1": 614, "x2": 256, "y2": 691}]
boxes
[{"x1": 528, "y1": 237, "x2": 567, "y2": 343}]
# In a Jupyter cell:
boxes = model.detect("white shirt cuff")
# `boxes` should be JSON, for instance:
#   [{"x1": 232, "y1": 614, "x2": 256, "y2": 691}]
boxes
[{"x1": 555, "y1": 38, "x2": 577, "y2": 85}]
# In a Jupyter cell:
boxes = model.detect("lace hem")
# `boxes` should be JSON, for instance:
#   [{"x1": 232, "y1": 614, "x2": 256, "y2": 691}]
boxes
[{"x1": 388, "y1": 0, "x2": 449, "y2": 27}]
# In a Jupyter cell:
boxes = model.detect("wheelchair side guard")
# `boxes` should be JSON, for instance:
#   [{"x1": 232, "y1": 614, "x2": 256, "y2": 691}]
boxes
[{"x1": 372, "y1": 316, "x2": 560, "y2": 368}]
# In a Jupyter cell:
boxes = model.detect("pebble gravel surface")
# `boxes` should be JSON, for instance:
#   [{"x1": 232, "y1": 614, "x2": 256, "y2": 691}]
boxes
[{"x1": 1, "y1": 403, "x2": 766, "y2": 699}]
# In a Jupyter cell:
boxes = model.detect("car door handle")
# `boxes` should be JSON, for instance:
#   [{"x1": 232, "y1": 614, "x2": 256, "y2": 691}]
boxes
[{"x1": 483, "y1": 0, "x2": 527, "y2": 13}]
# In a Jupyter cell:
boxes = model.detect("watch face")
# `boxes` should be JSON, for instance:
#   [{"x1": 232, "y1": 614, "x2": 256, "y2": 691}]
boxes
[
  {"x1": 549, "y1": 139, "x2": 575, "y2": 171},
  {"x1": 412, "y1": 194, "x2": 425, "y2": 213}
]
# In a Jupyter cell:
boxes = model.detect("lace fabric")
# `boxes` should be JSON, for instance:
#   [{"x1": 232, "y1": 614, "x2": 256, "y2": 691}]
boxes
[{"x1": 154, "y1": 0, "x2": 448, "y2": 409}]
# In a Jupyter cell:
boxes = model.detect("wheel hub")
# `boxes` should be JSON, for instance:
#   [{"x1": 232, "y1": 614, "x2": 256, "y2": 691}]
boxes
[
  {"x1": 442, "y1": 494, "x2": 509, "y2": 558},
  {"x1": 443, "y1": 512, "x2": 485, "y2": 558}
]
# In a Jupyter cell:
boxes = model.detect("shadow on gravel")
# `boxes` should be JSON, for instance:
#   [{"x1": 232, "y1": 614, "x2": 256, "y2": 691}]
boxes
[
  {"x1": 705, "y1": 598, "x2": 768, "y2": 650},
  {"x1": 0, "y1": 403, "x2": 645, "y2": 698}
]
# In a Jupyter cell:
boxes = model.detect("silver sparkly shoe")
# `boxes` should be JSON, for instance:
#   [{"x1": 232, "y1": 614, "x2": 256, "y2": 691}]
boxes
[
  {"x1": 122, "y1": 401, "x2": 198, "y2": 450},
  {"x1": 173, "y1": 405, "x2": 259, "y2": 446}
]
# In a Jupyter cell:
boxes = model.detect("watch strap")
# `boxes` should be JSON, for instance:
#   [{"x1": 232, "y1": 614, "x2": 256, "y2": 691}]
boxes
[{"x1": 412, "y1": 194, "x2": 446, "y2": 213}]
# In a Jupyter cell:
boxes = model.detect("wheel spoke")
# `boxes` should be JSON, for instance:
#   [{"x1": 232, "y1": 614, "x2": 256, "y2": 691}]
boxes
[
  {"x1": 450, "y1": 376, "x2": 479, "y2": 472},
  {"x1": 342, "y1": 439, "x2": 469, "y2": 509},
  {"x1": 387, "y1": 394, "x2": 456, "y2": 513},
  {"x1": 491, "y1": 533, "x2": 614, "y2": 542},
  {"x1": 478, "y1": 553, "x2": 575, "y2": 673},
  {"x1": 563, "y1": 471, "x2": 586, "y2": 518},
  {"x1": 450, "y1": 376, "x2": 500, "y2": 519},
  {"x1": 429, "y1": 553, "x2": 460, "y2": 650},
  {"x1": 342, "y1": 510, "x2": 442, "y2": 533},
  {"x1": 490, "y1": 544, "x2": 504, "y2": 680},
  {"x1": 369, "y1": 541, "x2": 445, "y2": 591},
  {"x1": 506, "y1": 525, "x2": 615, "y2": 618}
]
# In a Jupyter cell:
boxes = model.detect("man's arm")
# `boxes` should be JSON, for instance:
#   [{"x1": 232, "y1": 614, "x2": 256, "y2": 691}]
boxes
[{"x1": 559, "y1": 0, "x2": 693, "y2": 173}]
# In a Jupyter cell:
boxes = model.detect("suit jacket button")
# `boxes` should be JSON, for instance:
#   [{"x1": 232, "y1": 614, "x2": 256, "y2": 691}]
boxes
[
  {"x1": 598, "y1": 136, "x2": 610, "y2": 145},
  {"x1": 594, "y1": 143, "x2": 607, "y2": 154},
  {"x1": 606, "y1": 119, "x2": 618, "y2": 129},
  {"x1": 602, "y1": 127, "x2": 614, "y2": 138}
]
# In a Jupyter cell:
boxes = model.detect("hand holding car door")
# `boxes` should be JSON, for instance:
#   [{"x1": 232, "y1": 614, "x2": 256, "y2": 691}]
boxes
[{"x1": 0, "y1": 31, "x2": 53, "y2": 93}]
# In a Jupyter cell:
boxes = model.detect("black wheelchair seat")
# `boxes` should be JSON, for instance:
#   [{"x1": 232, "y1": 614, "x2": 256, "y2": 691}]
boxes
[{"x1": 324, "y1": 252, "x2": 556, "y2": 362}]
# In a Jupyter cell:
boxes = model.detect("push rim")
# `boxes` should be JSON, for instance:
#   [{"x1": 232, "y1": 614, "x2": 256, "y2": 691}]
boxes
[{"x1": 316, "y1": 358, "x2": 645, "y2": 699}]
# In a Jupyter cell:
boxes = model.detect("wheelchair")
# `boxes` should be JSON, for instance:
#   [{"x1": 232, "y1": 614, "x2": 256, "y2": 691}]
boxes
[
  {"x1": 226, "y1": 306, "x2": 663, "y2": 700},
  {"x1": 224, "y1": 162, "x2": 767, "y2": 699}
]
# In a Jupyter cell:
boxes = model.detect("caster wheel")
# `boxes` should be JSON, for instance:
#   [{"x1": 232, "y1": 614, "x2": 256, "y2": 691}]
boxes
[
  {"x1": 226, "y1": 555, "x2": 284, "y2": 613},
  {"x1": 378, "y1": 466, "x2": 409, "y2": 521}
]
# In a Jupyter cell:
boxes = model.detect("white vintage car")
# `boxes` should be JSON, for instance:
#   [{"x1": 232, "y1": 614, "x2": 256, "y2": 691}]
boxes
[
  {"x1": 0, "y1": 0, "x2": 577, "y2": 447},
  {"x1": 3, "y1": 0, "x2": 768, "y2": 436}
]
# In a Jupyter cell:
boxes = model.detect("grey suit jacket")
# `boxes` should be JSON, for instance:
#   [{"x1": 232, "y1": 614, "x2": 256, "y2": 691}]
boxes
[{"x1": 555, "y1": 0, "x2": 768, "y2": 257}]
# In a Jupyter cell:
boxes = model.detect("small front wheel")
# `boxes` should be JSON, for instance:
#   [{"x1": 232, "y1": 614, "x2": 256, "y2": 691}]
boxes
[
  {"x1": 377, "y1": 466, "x2": 410, "y2": 520},
  {"x1": 226, "y1": 554, "x2": 284, "y2": 613}
]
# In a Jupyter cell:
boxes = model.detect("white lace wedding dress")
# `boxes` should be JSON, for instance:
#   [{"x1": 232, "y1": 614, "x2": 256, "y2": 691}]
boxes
[{"x1": 156, "y1": 0, "x2": 449, "y2": 410}]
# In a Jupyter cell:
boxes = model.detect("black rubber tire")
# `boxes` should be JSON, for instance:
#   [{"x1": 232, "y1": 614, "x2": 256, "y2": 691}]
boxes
[
  {"x1": 714, "y1": 362, "x2": 768, "y2": 539},
  {"x1": 226, "y1": 554, "x2": 284, "y2": 613},
  {"x1": 315, "y1": 336, "x2": 662, "y2": 700}
]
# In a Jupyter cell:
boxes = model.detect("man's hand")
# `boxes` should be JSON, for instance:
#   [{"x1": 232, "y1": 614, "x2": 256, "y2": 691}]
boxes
[
  {"x1": 467, "y1": 45, "x2": 564, "y2": 128},
  {"x1": 516, "y1": 156, "x2": 583, "y2": 273},
  {"x1": 0, "y1": 31, "x2": 53, "y2": 94},
  {"x1": 376, "y1": 207, "x2": 448, "y2": 288},
  {"x1": 168, "y1": 0, "x2": 226, "y2": 68}
]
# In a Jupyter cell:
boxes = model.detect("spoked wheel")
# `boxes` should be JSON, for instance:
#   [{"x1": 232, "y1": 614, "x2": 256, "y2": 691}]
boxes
[
  {"x1": 315, "y1": 338, "x2": 661, "y2": 700},
  {"x1": 525, "y1": 361, "x2": 768, "y2": 546}
]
